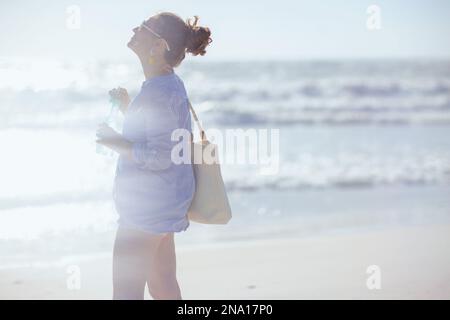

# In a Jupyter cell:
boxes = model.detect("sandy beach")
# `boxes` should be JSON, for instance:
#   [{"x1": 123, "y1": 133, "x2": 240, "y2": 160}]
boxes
[{"x1": 1, "y1": 223, "x2": 449, "y2": 300}]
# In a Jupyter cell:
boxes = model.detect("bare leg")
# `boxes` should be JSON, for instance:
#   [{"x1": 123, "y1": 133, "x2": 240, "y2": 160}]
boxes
[
  {"x1": 146, "y1": 232, "x2": 182, "y2": 300},
  {"x1": 112, "y1": 226, "x2": 164, "y2": 300}
]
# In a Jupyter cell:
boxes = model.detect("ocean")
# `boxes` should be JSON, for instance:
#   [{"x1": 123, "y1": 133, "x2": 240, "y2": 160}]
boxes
[{"x1": 1, "y1": 58, "x2": 450, "y2": 268}]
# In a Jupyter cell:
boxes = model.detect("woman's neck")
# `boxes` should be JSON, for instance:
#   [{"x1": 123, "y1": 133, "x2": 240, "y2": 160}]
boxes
[{"x1": 140, "y1": 58, "x2": 173, "y2": 80}]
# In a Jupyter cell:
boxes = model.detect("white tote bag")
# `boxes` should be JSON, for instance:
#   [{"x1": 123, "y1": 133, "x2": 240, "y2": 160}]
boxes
[{"x1": 186, "y1": 101, "x2": 232, "y2": 224}]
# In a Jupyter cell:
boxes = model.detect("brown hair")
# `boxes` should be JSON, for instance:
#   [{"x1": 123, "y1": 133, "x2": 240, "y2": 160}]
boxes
[{"x1": 151, "y1": 12, "x2": 212, "y2": 67}]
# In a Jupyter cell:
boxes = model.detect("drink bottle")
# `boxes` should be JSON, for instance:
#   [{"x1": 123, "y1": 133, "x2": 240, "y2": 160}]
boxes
[{"x1": 96, "y1": 98, "x2": 122, "y2": 157}]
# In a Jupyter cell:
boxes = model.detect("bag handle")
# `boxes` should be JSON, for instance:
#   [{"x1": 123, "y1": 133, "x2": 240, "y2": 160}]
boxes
[{"x1": 188, "y1": 100, "x2": 207, "y2": 141}]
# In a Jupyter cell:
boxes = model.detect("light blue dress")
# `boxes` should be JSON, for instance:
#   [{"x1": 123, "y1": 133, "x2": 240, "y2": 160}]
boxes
[{"x1": 113, "y1": 72, "x2": 195, "y2": 234}]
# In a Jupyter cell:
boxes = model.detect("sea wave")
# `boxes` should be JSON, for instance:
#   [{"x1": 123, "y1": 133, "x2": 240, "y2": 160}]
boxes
[
  {"x1": 2, "y1": 87, "x2": 450, "y2": 128},
  {"x1": 222, "y1": 151, "x2": 450, "y2": 191},
  {"x1": 1, "y1": 59, "x2": 450, "y2": 127}
]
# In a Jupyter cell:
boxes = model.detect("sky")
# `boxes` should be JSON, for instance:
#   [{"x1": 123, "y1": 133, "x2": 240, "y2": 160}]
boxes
[{"x1": 0, "y1": 0, "x2": 449, "y2": 61}]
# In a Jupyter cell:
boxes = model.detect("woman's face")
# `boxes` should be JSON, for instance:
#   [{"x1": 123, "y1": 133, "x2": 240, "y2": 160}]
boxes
[{"x1": 127, "y1": 17, "x2": 161, "y2": 59}]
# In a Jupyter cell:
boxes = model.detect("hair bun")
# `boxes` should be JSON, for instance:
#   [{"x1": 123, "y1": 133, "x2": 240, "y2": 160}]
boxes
[{"x1": 185, "y1": 16, "x2": 212, "y2": 56}]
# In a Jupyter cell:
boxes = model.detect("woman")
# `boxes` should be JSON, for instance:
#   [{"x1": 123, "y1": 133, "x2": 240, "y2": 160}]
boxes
[{"x1": 96, "y1": 12, "x2": 212, "y2": 300}]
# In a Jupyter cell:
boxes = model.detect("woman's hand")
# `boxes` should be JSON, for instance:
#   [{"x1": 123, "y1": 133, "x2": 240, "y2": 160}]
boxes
[
  {"x1": 109, "y1": 87, "x2": 130, "y2": 114},
  {"x1": 96, "y1": 123, "x2": 121, "y2": 142},
  {"x1": 96, "y1": 123, "x2": 133, "y2": 159}
]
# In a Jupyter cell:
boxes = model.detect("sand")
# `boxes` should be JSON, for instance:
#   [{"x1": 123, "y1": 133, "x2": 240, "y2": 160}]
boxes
[{"x1": 1, "y1": 224, "x2": 449, "y2": 299}]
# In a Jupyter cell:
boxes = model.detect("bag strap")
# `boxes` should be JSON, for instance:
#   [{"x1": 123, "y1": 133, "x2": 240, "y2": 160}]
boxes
[{"x1": 188, "y1": 100, "x2": 207, "y2": 141}]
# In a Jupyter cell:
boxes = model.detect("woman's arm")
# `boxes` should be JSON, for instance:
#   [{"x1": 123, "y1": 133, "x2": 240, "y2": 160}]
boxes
[
  {"x1": 97, "y1": 95, "x2": 180, "y2": 171},
  {"x1": 96, "y1": 123, "x2": 133, "y2": 160},
  {"x1": 131, "y1": 131, "x2": 174, "y2": 171},
  {"x1": 130, "y1": 102, "x2": 178, "y2": 171}
]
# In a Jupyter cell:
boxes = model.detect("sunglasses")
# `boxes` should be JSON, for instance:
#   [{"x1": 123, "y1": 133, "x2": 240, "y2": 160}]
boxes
[{"x1": 139, "y1": 21, "x2": 171, "y2": 52}]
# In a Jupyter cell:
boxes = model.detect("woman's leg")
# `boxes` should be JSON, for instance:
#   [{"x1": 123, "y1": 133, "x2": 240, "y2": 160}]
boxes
[
  {"x1": 146, "y1": 232, "x2": 182, "y2": 300},
  {"x1": 112, "y1": 226, "x2": 164, "y2": 300}
]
